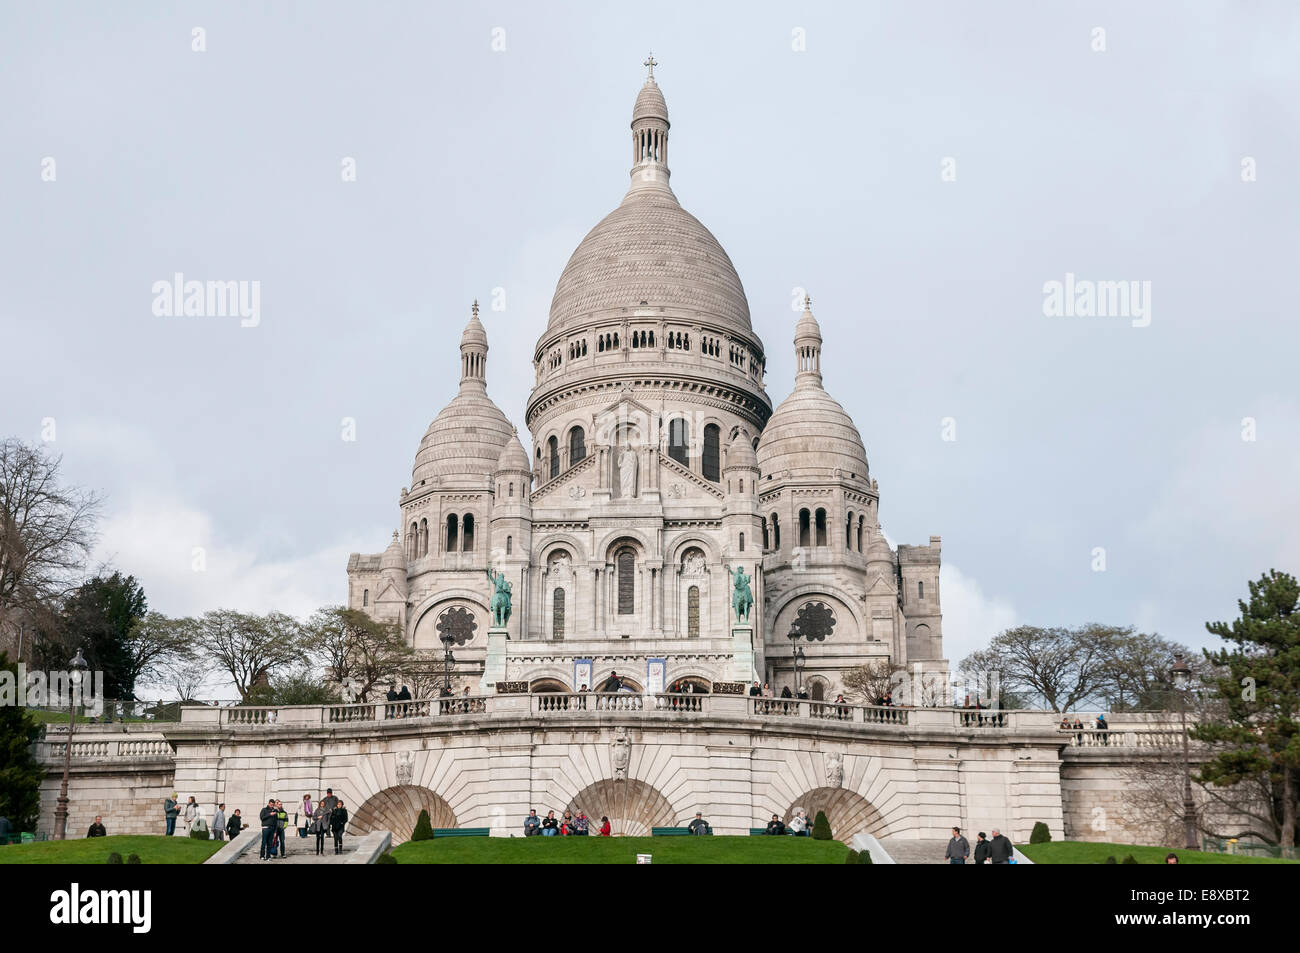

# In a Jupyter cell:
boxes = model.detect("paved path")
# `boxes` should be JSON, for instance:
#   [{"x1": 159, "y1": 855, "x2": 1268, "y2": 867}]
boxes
[
  {"x1": 233, "y1": 834, "x2": 361, "y2": 864},
  {"x1": 877, "y1": 838, "x2": 950, "y2": 865}
]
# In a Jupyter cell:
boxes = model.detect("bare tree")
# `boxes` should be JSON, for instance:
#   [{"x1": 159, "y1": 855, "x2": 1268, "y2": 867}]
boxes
[
  {"x1": 0, "y1": 439, "x2": 102, "y2": 655},
  {"x1": 303, "y1": 606, "x2": 413, "y2": 702},
  {"x1": 841, "y1": 660, "x2": 903, "y2": 704},
  {"x1": 121, "y1": 611, "x2": 196, "y2": 694},
  {"x1": 960, "y1": 624, "x2": 1121, "y2": 712},
  {"x1": 196, "y1": 609, "x2": 301, "y2": 700}
]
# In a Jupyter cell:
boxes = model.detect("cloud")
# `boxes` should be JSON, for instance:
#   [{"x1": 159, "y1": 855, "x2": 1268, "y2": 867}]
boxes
[{"x1": 939, "y1": 563, "x2": 1019, "y2": 664}]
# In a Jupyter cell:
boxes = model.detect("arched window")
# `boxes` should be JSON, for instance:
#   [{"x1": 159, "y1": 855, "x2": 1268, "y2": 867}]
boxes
[
  {"x1": 548, "y1": 435, "x2": 559, "y2": 479},
  {"x1": 445, "y1": 515, "x2": 458, "y2": 553},
  {"x1": 508, "y1": 482, "x2": 514, "y2": 497},
  {"x1": 918, "y1": 580, "x2": 924, "y2": 600},
  {"x1": 687, "y1": 585, "x2": 700, "y2": 638},
  {"x1": 462, "y1": 513, "x2": 475, "y2": 552},
  {"x1": 668, "y1": 418, "x2": 689, "y2": 466},
  {"x1": 762, "y1": 518, "x2": 770, "y2": 551},
  {"x1": 857, "y1": 516, "x2": 865, "y2": 553},
  {"x1": 362, "y1": 588, "x2": 369, "y2": 607},
  {"x1": 799, "y1": 509, "x2": 811, "y2": 548},
  {"x1": 569, "y1": 426, "x2": 586, "y2": 464},
  {"x1": 702, "y1": 424, "x2": 721, "y2": 482},
  {"x1": 506, "y1": 535, "x2": 513, "y2": 555},
  {"x1": 739, "y1": 532, "x2": 745, "y2": 552},
  {"x1": 815, "y1": 508, "x2": 827, "y2": 547},
  {"x1": 420, "y1": 518, "x2": 429, "y2": 557},
  {"x1": 553, "y1": 588, "x2": 566, "y2": 640},
  {"x1": 409, "y1": 521, "x2": 418, "y2": 559},
  {"x1": 617, "y1": 549, "x2": 635, "y2": 615},
  {"x1": 846, "y1": 512, "x2": 854, "y2": 548},
  {"x1": 771, "y1": 513, "x2": 780, "y2": 549}
]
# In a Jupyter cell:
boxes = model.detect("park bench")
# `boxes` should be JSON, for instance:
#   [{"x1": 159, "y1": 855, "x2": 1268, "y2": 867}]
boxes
[
  {"x1": 651, "y1": 827, "x2": 699, "y2": 836},
  {"x1": 431, "y1": 828, "x2": 489, "y2": 838}
]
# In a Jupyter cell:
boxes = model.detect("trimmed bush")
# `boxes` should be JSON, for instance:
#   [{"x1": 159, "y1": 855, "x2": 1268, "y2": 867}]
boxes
[
  {"x1": 1029, "y1": 822, "x2": 1052, "y2": 845},
  {"x1": 375, "y1": 852, "x2": 398, "y2": 864},
  {"x1": 188, "y1": 826, "x2": 210, "y2": 840},
  {"x1": 106, "y1": 852, "x2": 123, "y2": 864},
  {"x1": 812, "y1": 811, "x2": 832, "y2": 841},
  {"x1": 1122, "y1": 854, "x2": 1140, "y2": 864},
  {"x1": 411, "y1": 809, "x2": 434, "y2": 842},
  {"x1": 844, "y1": 849, "x2": 859, "y2": 864},
  {"x1": 858, "y1": 848, "x2": 873, "y2": 864},
  {"x1": 1104, "y1": 856, "x2": 1117, "y2": 864},
  {"x1": 126, "y1": 853, "x2": 142, "y2": 865}
]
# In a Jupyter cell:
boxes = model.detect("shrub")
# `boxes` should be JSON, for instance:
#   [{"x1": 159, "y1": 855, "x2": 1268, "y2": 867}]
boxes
[
  {"x1": 812, "y1": 811, "x2": 832, "y2": 841},
  {"x1": 411, "y1": 809, "x2": 434, "y2": 842},
  {"x1": 858, "y1": 848, "x2": 873, "y2": 864},
  {"x1": 106, "y1": 852, "x2": 123, "y2": 864},
  {"x1": 188, "y1": 826, "x2": 210, "y2": 840},
  {"x1": 844, "y1": 849, "x2": 859, "y2": 864},
  {"x1": 1104, "y1": 856, "x2": 1117, "y2": 864},
  {"x1": 126, "y1": 854, "x2": 141, "y2": 865},
  {"x1": 1029, "y1": 822, "x2": 1051, "y2": 844},
  {"x1": 375, "y1": 852, "x2": 398, "y2": 864},
  {"x1": 1122, "y1": 854, "x2": 1140, "y2": 864}
]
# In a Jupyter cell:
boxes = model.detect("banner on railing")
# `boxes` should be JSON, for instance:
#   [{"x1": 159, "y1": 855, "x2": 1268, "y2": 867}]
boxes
[
  {"x1": 646, "y1": 658, "x2": 666, "y2": 695},
  {"x1": 574, "y1": 659, "x2": 593, "y2": 693},
  {"x1": 712, "y1": 681, "x2": 745, "y2": 695},
  {"x1": 495, "y1": 681, "x2": 529, "y2": 694}
]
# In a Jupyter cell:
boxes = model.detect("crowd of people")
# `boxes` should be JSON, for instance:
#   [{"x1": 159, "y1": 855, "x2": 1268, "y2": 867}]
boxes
[
  {"x1": 523, "y1": 808, "x2": 611, "y2": 836},
  {"x1": 944, "y1": 826, "x2": 1017, "y2": 864},
  {"x1": 153, "y1": 787, "x2": 349, "y2": 858}
]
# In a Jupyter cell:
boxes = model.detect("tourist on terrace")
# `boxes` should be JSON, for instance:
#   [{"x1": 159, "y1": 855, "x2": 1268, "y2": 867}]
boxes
[
  {"x1": 182, "y1": 795, "x2": 198, "y2": 835},
  {"x1": 765, "y1": 814, "x2": 786, "y2": 835},
  {"x1": 987, "y1": 829, "x2": 1013, "y2": 864},
  {"x1": 311, "y1": 802, "x2": 329, "y2": 855},
  {"x1": 164, "y1": 793, "x2": 180, "y2": 836},
  {"x1": 542, "y1": 811, "x2": 559, "y2": 836},
  {"x1": 574, "y1": 810, "x2": 590, "y2": 835},
  {"x1": 599, "y1": 816, "x2": 611, "y2": 836},
  {"x1": 259, "y1": 798, "x2": 278, "y2": 860},
  {"x1": 688, "y1": 812, "x2": 711, "y2": 835},
  {"x1": 226, "y1": 809, "x2": 243, "y2": 839},
  {"x1": 213, "y1": 803, "x2": 227, "y2": 841},
  {"x1": 973, "y1": 831, "x2": 990, "y2": 864},
  {"x1": 1059, "y1": 717, "x2": 1071, "y2": 729},
  {"x1": 749, "y1": 680, "x2": 761, "y2": 697},
  {"x1": 944, "y1": 827, "x2": 969, "y2": 864},
  {"x1": 275, "y1": 800, "x2": 288, "y2": 856},
  {"x1": 789, "y1": 810, "x2": 809, "y2": 836},
  {"x1": 87, "y1": 816, "x2": 106, "y2": 837},
  {"x1": 330, "y1": 799, "x2": 349, "y2": 854},
  {"x1": 524, "y1": 809, "x2": 541, "y2": 836}
]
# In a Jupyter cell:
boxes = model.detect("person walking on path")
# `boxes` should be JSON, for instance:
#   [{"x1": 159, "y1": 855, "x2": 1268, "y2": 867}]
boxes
[
  {"x1": 226, "y1": 809, "x2": 243, "y2": 839},
  {"x1": 164, "y1": 793, "x2": 180, "y2": 836},
  {"x1": 988, "y1": 828, "x2": 1014, "y2": 864},
  {"x1": 320, "y1": 788, "x2": 339, "y2": 816},
  {"x1": 310, "y1": 803, "x2": 329, "y2": 856},
  {"x1": 259, "y1": 799, "x2": 278, "y2": 860},
  {"x1": 945, "y1": 827, "x2": 970, "y2": 864},
  {"x1": 330, "y1": 799, "x2": 349, "y2": 854},
  {"x1": 212, "y1": 804, "x2": 227, "y2": 841},
  {"x1": 973, "y1": 831, "x2": 990, "y2": 864}
]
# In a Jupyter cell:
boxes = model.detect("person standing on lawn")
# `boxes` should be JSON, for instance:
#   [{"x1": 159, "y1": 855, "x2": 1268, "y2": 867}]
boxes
[{"x1": 163, "y1": 793, "x2": 180, "y2": 836}]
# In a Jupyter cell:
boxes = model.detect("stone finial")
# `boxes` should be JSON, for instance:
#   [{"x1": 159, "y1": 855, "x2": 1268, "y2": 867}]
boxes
[{"x1": 644, "y1": 52, "x2": 657, "y2": 79}]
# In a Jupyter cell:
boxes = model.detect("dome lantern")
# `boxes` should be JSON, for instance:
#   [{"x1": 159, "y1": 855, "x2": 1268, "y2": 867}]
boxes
[
  {"x1": 794, "y1": 295, "x2": 823, "y2": 388},
  {"x1": 629, "y1": 53, "x2": 672, "y2": 196},
  {"x1": 460, "y1": 299, "x2": 489, "y2": 386}
]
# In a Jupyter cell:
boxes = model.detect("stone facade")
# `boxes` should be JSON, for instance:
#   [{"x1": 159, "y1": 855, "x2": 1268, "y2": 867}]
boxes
[{"x1": 345, "y1": 64, "x2": 948, "y2": 701}]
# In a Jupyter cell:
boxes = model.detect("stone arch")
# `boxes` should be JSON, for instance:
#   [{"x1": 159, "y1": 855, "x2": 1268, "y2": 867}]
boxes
[
  {"x1": 351, "y1": 785, "x2": 457, "y2": 846},
  {"x1": 564, "y1": 778, "x2": 677, "y2": 836},
  {"x1": 409, "y1": 592, "x2": 489, "y2": 651},
  {"x1": 529, "y1": 676, "x2": 569, "y2": 692},
  {"x1": 784, "y1": 787, "x2": 885, "y2": 843},
  {"x1": 595, "y1": 670, "x2": 643, "y2": 693},
  {"x1": 665, "y1": 532, "x2": 719, "y2": 568},
  {"x1": 535, "y1": 533, "x2": 590, "y2": 566},
  {"x1": 770, "y1": 584, "x2": 867, "y2": 636},
  {"x1": 598, "y1": 529, "x2": 652, "y2": 563}
]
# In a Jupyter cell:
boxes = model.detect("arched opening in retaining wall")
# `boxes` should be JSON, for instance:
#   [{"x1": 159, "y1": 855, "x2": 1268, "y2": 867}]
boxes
[
  {"x1": 784, "y1": 787, "x2": 885, "y2": 843},
  {"x1": 564, "y1": 778, "x2": 677, "y2": 837},
  {"x1": 351, "y1": 785, "x2": 457, "y2": 846}
]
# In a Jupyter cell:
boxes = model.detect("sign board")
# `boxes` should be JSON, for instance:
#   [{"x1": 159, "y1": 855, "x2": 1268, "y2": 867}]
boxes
[
  {"x1": 646, "y1": 658, "x2": 666, "y2": 694},
  {"x1": 712, "y1": 681, "x2": 746, "y2": 695},
  {"x1": 495, "y1": 681, "x2": 529, "y2": 694},
  {"x1": 574, "y1": 659, "x2": 593, "y2": 693},
  {"x1": 636, "y1": 853, "x2": 652, "y2": 865}
]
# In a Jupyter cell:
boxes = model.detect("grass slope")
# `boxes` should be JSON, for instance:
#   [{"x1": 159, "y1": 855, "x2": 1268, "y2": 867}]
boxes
[
  {"x1": 392, "y1": 835, "x2": 849, "y2": 864},
  {"x1": 1019, "y1": 841, "x2": 1295, "y2": 865},
  {"x1": 0, "y1": 835, "x2": 223, "y2": 865}
]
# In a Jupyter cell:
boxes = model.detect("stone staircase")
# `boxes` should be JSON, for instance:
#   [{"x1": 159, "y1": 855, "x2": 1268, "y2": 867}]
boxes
[
  {"x1": 232, "y1": 833, "x2": 361, "y2": 864},
  {"x1": 877, "y1": 838, "x2": 951, "y2": 865}
]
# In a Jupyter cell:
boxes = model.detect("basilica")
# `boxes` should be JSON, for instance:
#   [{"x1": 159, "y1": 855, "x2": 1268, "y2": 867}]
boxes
[{"x1": 346, "y1": 63, "x2": 948, "y2": 699}]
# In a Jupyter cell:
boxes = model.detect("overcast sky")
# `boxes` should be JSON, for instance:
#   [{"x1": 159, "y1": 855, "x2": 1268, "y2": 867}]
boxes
[{"x1": 2, "y1": 1, "x2": 1297, "y2": 675}]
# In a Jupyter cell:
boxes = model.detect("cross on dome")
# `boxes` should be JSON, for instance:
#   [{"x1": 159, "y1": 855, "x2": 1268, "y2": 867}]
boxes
[{"x1": 644, "y1": 52, "x2": 657, "y2": 78}]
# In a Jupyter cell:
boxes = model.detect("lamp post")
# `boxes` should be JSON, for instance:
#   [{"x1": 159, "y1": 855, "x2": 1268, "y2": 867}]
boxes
[
  {"x1": 439, "y1": 633, "x2": 456, "y2": 696},
  {"x1": 1170, "y1": 653, "x2": 1199, "y2": 850},
  {"x1": 787, "y1": 627, "x2": 805, "y2": 694},
  {"x1": 53, "y1": 648, "x2": 88, "y2": 841}
]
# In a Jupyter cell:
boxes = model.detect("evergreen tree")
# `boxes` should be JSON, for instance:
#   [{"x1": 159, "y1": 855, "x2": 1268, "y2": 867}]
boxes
[
  {"x1": 1194, "y1": 570, "x2": 1300, "y2": 847},
  {"x1": 0, "y1": 652, "x2": 44, "y2": 830},
  {"x1": 411, "y1": 808, "x2": 434, "y2": 841},
  {"x1": 1029, "y1": 821, "x2": 1052, "y2": 844},
  {"x1": 812, "y1": 810, "x2": 832, "y2": 841}
]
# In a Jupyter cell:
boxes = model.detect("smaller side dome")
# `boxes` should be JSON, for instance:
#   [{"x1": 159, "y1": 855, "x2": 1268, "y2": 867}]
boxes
[
  {"x1": 496, "y1": 428, "x2": 531, "y2": 473},
  {"x1": 380, "y1": 531, "x2": 406, "y2": 571},
  {"x1": 867, "y1": 529, "x2": 895, "y2": 566},
  {"x1": 725, "y1": 429, "x2": 759, "y2": 470}
]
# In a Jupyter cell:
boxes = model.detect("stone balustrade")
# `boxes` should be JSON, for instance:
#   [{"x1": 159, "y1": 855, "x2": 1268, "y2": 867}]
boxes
[
  {"x1": 36, "y1": 737, "x2": 172, "y2": 762},
  {"x1": 1059, "y1": 728, "x2": 1185, "y2": 748}
]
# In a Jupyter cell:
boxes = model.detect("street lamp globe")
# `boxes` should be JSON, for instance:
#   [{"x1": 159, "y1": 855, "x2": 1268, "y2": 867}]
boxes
[{"x1": 1170, "y1": 653, "x2": 1190, "y2": 691}]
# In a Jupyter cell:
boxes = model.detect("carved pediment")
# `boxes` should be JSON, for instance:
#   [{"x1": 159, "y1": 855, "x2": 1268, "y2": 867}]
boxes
[
  {"x1": 659, "y1": 452, "x2": 725, "y2": 501},
  {"x1": 864, "y1": 571, "x2": 898, "y2": 596},
  {"x1": 530, "y1": 452, "x2": 598, "y2": 505}
]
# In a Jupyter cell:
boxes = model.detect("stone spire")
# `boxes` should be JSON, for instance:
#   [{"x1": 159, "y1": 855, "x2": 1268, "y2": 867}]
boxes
[
  {"x1": 460, "y1": 299, "x2": 488, "y2": 387},
  {"x1": 629, "y1": 56, "x2": 672, "y2": 196},
  {"x1": 793, "y1": 294, "x2": 823, "y2": 388}
]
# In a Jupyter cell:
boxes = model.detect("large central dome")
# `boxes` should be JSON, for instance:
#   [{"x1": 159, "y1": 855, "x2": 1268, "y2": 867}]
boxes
[
  {"x1": 547, "y1": 191, "x2": 752, "y2": 333},
  {"x1": 543, "y1": 70, "x2": 752, "y2": 337}
]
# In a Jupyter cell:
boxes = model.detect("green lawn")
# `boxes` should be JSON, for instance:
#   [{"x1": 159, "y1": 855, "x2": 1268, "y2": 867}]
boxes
[
  {"x1": 392, "y1": 835, "x2": 851, "y2": 864},
  {"x1": 0, "y1": 835, "x2": 223, "y2": 865},
  {"x1": 1019, "y1": 841, "x2": 1296, "y2": 865}
]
